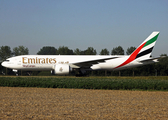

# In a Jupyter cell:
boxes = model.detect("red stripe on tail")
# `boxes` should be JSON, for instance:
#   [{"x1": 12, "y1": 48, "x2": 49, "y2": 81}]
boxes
[{"x1": 115, "y1": 42, "x2": 146, "y2": 69}]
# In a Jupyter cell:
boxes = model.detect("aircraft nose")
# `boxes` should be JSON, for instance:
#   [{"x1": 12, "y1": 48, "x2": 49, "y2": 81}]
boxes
[{"x1": 1, "y1": 62, "x2": 7, "y2": 67}]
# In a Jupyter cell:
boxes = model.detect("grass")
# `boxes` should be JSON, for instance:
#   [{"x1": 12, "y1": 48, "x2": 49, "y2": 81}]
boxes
[{"x1": 0, "y1": 76, "x2": 168, "y2": 91}]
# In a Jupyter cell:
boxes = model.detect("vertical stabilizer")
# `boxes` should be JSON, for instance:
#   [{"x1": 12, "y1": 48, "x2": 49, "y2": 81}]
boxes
[
  {"x1": 115, "y1": 32, "x2": 159, "y2": 69},
  {"x1": 134, "y1": 31, "x2": 159, "y2": 60}
]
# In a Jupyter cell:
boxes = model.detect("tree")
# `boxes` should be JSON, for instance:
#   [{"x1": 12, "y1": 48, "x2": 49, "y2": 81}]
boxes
[
  {"x1": 0, "y1": 46, "x2": 12, "y2": 61},
  {"x1": 13, "y1": 46, "x2": 29, "y2": 56},
  {"x1": 84, "y1": 47, "x2": 97, "y2": 55},
  {"x1": 0, "y1": 46, "x2": 12, "y2": 75},
  {"x1": 126, "y1": 46, "x2": 136, "y2": 55},
  {"x1": 160, "y1": 54, "x2": 167, "y2": 57},
  {"x1": 111, "y1": 46, "x2": 124, "y2": 55},
  {"x1": 100, "y1": 48, "x2": 109, "y2": 55},
  {"x1": 74, "y1": 48, "x2": 82, "y2": 55},
  {"x1": 37, "y1": 46, "x2": 57, "y2": 55},
  {"x1": 155, "y1": 54, "x2": 168, "y2": 76},
  {"x1": 57, "y1": 46, "x2": 73, "y2": 55}
]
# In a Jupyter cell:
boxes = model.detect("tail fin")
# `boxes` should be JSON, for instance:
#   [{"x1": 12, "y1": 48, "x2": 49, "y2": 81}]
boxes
[
  {"x1": 132, "y1": 31, "x2": 159, "y2": 60},
  {"x1": 115, "y1": 32, "x2": 159, "y2": 69}
]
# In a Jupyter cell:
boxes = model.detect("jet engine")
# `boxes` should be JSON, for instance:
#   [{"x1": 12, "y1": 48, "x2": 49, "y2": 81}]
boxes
[{"x1": 51, "y1": 64, "x2": 72, "y2": 75}]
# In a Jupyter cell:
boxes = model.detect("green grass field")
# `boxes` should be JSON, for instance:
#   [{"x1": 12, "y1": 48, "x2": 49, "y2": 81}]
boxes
[{"x1": 0, "y1": 76, "x2": 168, "y2": 91}]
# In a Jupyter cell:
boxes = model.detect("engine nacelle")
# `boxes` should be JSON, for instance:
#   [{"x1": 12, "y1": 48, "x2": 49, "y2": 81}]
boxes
[{"x1": 51, "y1": 64, "x2": 72, "y2": 75}]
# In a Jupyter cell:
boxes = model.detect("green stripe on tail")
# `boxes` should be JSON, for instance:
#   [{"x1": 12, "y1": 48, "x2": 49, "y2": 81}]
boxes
[{"x1": 143, "y1": 33, "x2": 159, "y2": 48}]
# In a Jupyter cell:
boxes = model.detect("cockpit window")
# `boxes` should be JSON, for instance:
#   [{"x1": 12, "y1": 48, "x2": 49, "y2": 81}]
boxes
[{"x1": 5, "y1": 60, "x2": 10, "y2": 62}]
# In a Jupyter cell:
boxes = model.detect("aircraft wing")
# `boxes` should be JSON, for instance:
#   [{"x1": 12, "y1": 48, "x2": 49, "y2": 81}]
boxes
[{"x1": 70, "y1": 57, "x2": 119, "y2": 69}]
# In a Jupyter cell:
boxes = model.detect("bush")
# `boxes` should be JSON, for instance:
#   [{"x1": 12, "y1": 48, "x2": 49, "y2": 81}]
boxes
[{"x1": 0, "y1": 76, "x2": 168, "y2": 91}]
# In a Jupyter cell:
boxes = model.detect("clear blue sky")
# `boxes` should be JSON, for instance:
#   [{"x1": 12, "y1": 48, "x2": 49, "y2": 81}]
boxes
[{"x1": 0, "y1": 0, "x2": 168, "y2": 56}]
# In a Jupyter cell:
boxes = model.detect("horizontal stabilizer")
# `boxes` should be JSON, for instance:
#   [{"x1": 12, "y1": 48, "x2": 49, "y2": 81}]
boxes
[{"x1": 139, "y1": 56, "x2": 166, "y2": 63}]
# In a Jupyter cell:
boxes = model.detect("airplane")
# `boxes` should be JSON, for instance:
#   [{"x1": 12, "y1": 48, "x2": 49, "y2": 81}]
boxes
[{"x1": 1, "y1": 31, "x2": 160, "y2": 76}]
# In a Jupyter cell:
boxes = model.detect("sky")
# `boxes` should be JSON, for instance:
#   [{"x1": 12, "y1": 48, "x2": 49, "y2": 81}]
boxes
[{"x1": 0, "y1": 0, "x2": 168, "y2": 56}]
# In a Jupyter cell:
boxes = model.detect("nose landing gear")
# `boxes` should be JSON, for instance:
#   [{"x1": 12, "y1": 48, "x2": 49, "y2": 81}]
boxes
[{"x1": 13, "y1": 69, "x2": 18, "y2": 76}]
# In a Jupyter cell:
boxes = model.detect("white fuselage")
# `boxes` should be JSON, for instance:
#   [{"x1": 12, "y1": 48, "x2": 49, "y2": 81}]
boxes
[{"x1": 1, "y1": 55, "x2": 144, "y2": 72}]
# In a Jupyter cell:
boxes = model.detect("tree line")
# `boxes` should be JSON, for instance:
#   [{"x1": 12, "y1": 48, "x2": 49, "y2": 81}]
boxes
[
  {"x1": 0, "y1": 45, "x2": 167, "y2": 76},
  {"x1": 0, "y1": 45, "x2": 134, "y2": 60}
]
